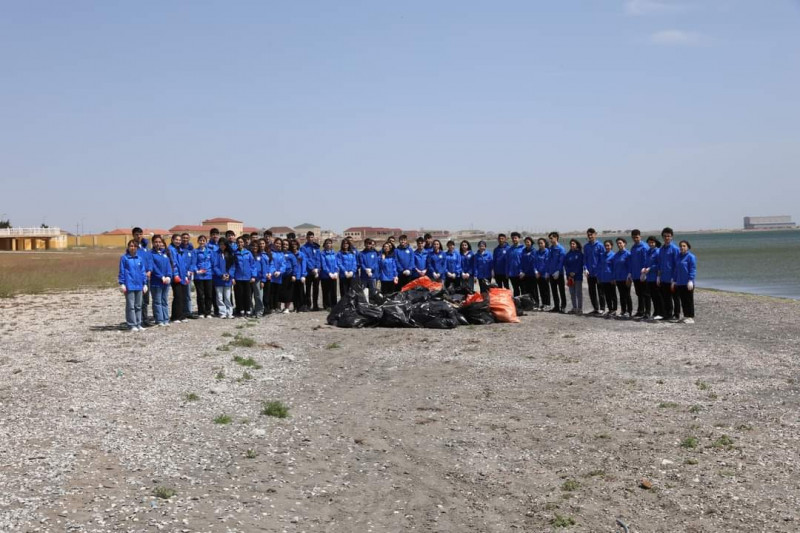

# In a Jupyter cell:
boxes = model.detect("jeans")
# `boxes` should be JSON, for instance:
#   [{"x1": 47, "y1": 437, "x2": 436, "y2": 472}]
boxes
[
  {"x1": 215, "y1": 285, "x2": 233, "y2": 317},
  {"x1": 569, "y1": 279, "x2": 583, "y2": 311},
  {"x1": 251, "y1": 281, "x2": 264, "y2": 315},
  {"x1": 184, "y1": 281, "x2": 193, "y2": 316},
  {"x1": 150, "y1": 284, "x2": 170, "y2": 324},
  {"x1": 125, "y1": 290, "x2": 143, "y2": 328},
  {"x1": 142, "y1": 278, "x2": 151, "y2": 322}
]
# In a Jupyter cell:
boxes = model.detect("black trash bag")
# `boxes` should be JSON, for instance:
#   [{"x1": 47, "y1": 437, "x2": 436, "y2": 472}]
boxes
[
  {"x1": 458, "y1": 299, "x2": 495, "y2": 325},
  {"x1": 379, "y1": 302, "x2": 415, "y2": 328},
  {"x1": 327, "y1": 285, "x2": 383, "y2": 328},
  {"x1": 409, "y1": 300, "x2": 460, "y2": 329},
  {"x1": 388, "y1": 287, "x2": 432, "y2": 305},
  {"x1": 514, "y1": 294, "x2": 536, "y2": 311}
]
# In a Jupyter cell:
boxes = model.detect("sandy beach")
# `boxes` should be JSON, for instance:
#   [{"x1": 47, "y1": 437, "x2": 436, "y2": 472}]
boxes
[{"x1": 1, "y1": 288, "x2": 799, "y2": 532}]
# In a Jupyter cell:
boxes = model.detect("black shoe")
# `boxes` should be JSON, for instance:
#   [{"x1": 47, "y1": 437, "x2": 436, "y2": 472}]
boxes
[
  {"x1": 312, "y1": 306, "x2": 321, "y2": 312},
  {"x1": 548, "y1": 308, "x2": 560, "y2": 313}
]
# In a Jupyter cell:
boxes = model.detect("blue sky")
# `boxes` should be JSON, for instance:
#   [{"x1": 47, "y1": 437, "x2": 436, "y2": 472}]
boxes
[{"x1": 1, "y1": 0, "x2": 798, "y2": 233}]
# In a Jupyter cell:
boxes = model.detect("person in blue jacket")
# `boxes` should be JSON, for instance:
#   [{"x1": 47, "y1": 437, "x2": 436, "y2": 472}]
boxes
[
  {"x1": 191, "y1": 235, "x2": 215, "y2": 319},
  {"x1": 359, "y1": 239, "x2": 380, "y2": 293},
  {"x1": 413, "y1": 237, "x2": 428, "y2": 279},
  {"x1": 598, "y1": 240, "x2": 617, "y2": 316},
  {"x1": 149, "y1": 235, "x2": 174, "y2": 326},
  {"x1": 564, "y1": 239, "x2": 584, "y2": 314},
  {"x1": 319, "y1": 238, "x2": 339, "y2": 309},
  {"x1": 269, "y1": 238, "x2": 288, "y2": 313},
  {"x1": 212, "y1": 238, "x2": 236, "y2": 319},
  {"x1": 132, "y1": 227, "x2": 153, "y2": 326},
  {"x1": 507, "y1": 232, "x2": 525, "y2": 297},
  {"x1": 641, "y1": 236, "x2": 662, "y2": 320},
  {"x1": 395, "y1": 234, "x2": 415, "y2": 289},
  {"x1": 257, "y1": 238, "x2": 272, "y2": 315},
  {"x1": 249, "y1": 240, "x2": 266, "y2": 317},
  {"x1": 612, "y1": 237, "x2": 633, "y2": 319},
  {"x1": 287, "y1": 239, "x2": 307, "y2": 312},
  {"x1": 520, "y1": 237, "x2": 539, "y2": 307},
  {"x1": 119, "y1": 239, "x2": 148, "y2": 331},
  {"x1": 672, "y1": 240, "x2": 697, "y2": 324},
  {"x1": 301, "y1": 231, "x2": 322, "y2": 311},
  {"x1": 426, "y1": 240, "x2": 447, "y2": 282},
  {"x1": 657, "y1": 227, "x2": 682, "y2": 321},
  {"x1": 460, "y1": 240, "x2": 475, "y2": 293},
  {"x1": 180, "y1": 233, "x2": 195, "y2": 319},
  {"x1": 533, "y1": 238, "x2": 550, "y2": 311},
  {"x1": 492, "y1": 234, "x2": 511, "y2": 289},
  {"x1": 546, "y1": 232, "x2": 567, "y2": 313},
  {"x1": 629, "y1": 229, "x2": 649, "y2": 318},
  {"x1": 474, "y1": 240, "x2": 493, "y2": 294},
  {"x1": 168, "y1": 234, "x2": 190, "y2": 323},
  {"x1": 583, "y1": 228, "x2": 607, "y2": 315},
  {"x1": 233, "y1": 236, "x2": 255, "y2": 317},
  {"x1": 443, "y1": 240, "x2": 463, "y2": 290},
  {"x1": 207, "y1": 228, "x2": 221, "y2": 317},
  {"x1": 379, "y1": 242, "x2": 400, "y2": 295},
  {"x1": 337, "y1": 239, "x2": 358, "y2": 297}
]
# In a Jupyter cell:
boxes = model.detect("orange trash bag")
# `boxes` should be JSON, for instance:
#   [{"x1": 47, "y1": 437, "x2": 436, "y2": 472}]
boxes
[
  {"x1": 488, "y1": 287, "x2": 520, "y2": 323},
  {"x1": 401, "y1": 276, "x2": 443, "y2": 293},
  {"x1": 463, "y1": 292, "x2": 484, "y2": 306}
]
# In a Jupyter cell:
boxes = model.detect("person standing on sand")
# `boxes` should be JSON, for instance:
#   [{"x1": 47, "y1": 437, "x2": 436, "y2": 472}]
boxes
[
  {"x1": 212, "y1": 238, "x2": 235, "y2": 319},
  {"x1": 207, "y1": 228, "x2": 221, "y2": 317},
  {"x1": 426, "y1": 240, "x2": 447, "y2": 282},
  {"x1": 119, "y1": 239, "x2": 148, "y2": 331},
  {"x1": 564, "y1": 239, "x2": 584, "y2": 314},
  {"x1": 168, "y1": 234, "x2": 190, "y2": 323},
  {"x1": 583, "y1": 228, "x2": 606, "y2": 315},
  {"x1": 132, "y1": 227, "x2": 153, "y2": 326},
  {"x1": 336, "y1": 239, "x2": 358, "y2": 296},
  {"x1": 493, "y1": 234, "x2": 511, "y2": 289},
  {"x1": 395, "y1": 235, "x2": 415, "y2": 289},
  {"x1": 413, "y1": 237, "x2": 428, "y2": 279},
  {"x1": 507, "y1": 232, "x2": 525, "y2": 297},
  {"x1": 599, "y1": 240, "x2": 617, "y2": 316},
  {"x1": 474, "y1": 240, "x2": 493, "y2": 293},
  {"x1": 379, "y1": 241, "x2": 400, "y2": 295},
  {"x1": 149, "y1": 235, "x2": 173, "y2": 326},
  {"x1": 460, "y1": 240, "x2": 476, "y2": 293},
  {"x1": 657, "y1": 227, "x2": 682, "y2": 322},
  {"x1": 319, "y1": 238, "x2": 339, "y2": 310},
  {"x1": 533, "y1": 238, "x2": 550, "y2": 311},
  {"x1": 612, "y1": 237, "x2": 633, "y2": 319},
  {"x1": 546, "y1": 232, "x2": 567, "y2": 313},
  {"x1": 233, "y1": 236, "x2": 255, "y2": 317},
  {"x1": 269, "y1": 238, "x2": 287, "y2": 313},
  {"x1": 192, "y1": 235, "x2": 215, "y2": 319},
  {"x1": 287, "y1": 239, "x2": 307, "y2": 312},
  {"x1": 359, "y1": 239, "x2": 380, "y2": 295},
  {"x1": 249, "y1": 240, "x2": 265, "y2": 317},
  {"x1": 520, "y1": 237, "x2": 539, "y2": 307},
  {"x1": 301, "y1": 231, "x2": 322, "y2": 311},
  {"x1": 180, "y1": 233, "x2": 195, "y2": 319},
  {"x1": 629, "y1": 229, "x2": 649, "y2": 318},
  {"x1": 673, "y1": 240, "x2": 697, "y2": 324},
  {"x1": 641, "y1": 236, "x2": 662, "y2": 320},
  {"x1": 444, "y1": 240, "x2": 462, "y2": 290}
]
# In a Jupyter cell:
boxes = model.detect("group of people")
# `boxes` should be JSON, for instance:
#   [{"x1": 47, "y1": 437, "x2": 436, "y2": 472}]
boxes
[{"x1": 117, "y1": 226, "x2": 698, "y2": 330}]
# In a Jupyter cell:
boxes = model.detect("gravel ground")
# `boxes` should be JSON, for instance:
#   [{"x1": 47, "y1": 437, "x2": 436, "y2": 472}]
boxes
[{"x1": 1, "y1": 288, "x2": 799, "y2": 532}]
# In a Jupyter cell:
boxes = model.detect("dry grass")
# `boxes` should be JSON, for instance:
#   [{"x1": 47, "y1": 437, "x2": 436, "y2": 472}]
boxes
[{"x1": 0, "y1": 249, "x2": 120, "y2": 298}]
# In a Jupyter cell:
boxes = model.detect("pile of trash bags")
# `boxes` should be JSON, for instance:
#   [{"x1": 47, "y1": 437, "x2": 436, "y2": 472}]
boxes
[{"x1": 327, "y1": 277, "x2": 521, "y2": 329}]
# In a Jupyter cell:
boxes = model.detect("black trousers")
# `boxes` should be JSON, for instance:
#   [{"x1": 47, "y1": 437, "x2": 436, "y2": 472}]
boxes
[
  {"x1": 537, "y1": 276, "x2": 551, "y2": 306},
  {"x1": 262, "y1": 281, "x2": 272, "y2": 314},
  {"x1": 601, "y1": 282, "x2": 617, "y2": 312},
  {"x1": 444, "y1": 277, "x2": 458, "y2": 290},
  {"x1": 510, "y1": 276, "x2": 523, "y2": 297},
  {"x1": 616, "y1": 280, "x2": 633, "y2": 315},
  {"x1": 170, "y1": 282, "x2": 186, "y2": 321},
  {"x1": 339, "y1": 277, "x2": 355, "y2": 297},
  {"x1": 270, "y1": 282, "x2": 282, "y2": 310},
  {"x1": 478, "y1": 279, "x2": 490, "y2": 294},
  {"x1": 398, "y1": 273, "x2": 412, "y2": 291},
  {"x1": 522, "y1": 277, "x2": 540, "y2": 306},
  {"x1": 382, "y1": 280, "x2": 398, "y2": 295},
  {"x1": 549, "y1": 276, "x2": 566, "y2": 310},
  {"x1": 234, "y1": 281, "x2": 252, "y2": 315},
  {"x1": 495, "y1": 275, "x2": 510, "y2": 289},
  {"x1": 293, "y1": 280, "x2": 305, "y2": 311},
  {"x1": 632, "y1": 280, "x2": 647, "y2": 315},
  {"x1": 280, "y1": 279, "x2": 294, "y2": 304},
  {"x1": 305, "y1": 272, "x2": 320, "y2": 310},
  {"x1": 660, "y1": 283, "x2": 681, "y2": 319},
  {"x1": 194, "y1": 279, "x2": 214, "y2": 317},
  {"x1": 647, "y1": 281, "x2": 662, "y2": 318},
  {"x1": 677, "y1": 285, "x2": 695, "y2": 318},
  {"x1": 321, "y1": 278, "x2": 337, "y2": 308},
  {"x1": 587, "y1": 275, "x2": 605, "y2": 312}
]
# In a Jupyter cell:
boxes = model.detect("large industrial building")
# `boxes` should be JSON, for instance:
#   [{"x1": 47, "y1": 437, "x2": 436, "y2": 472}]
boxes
[{"x1": 743, "y1": 215, "x2": 796, "y2": 230}]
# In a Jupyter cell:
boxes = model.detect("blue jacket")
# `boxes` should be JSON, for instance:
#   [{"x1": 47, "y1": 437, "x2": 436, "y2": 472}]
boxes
[
  {"x1": 674, "y1": 251, "x2": 697, "y2": 285},
  {"x1": 212, "y1": 250, "x2": 236, "y2": 287},
  {"x1": 583, "y1": 240, "x2": 605, "y2": 277},
  {"x1": 493, "y1": 243, "x2": 511, "y2": 277},
  {"x1": 520, "y1": 246, "x2": 536, "y2": 276},
  {"x1": 379, "y1": 254, "x2": 399, "y2": 282},
  {"x1": 301, "y1": 242, "x2": 321, "y2": 274},
  {"x1": 286, "y1": 252, "x2": 306, "y2": 281},
  {"x1": 658, "y1": 242, "x2": 681, "y2": 283},
  {"x1": 118, "y1": 252, "x2": 147, "y2": 290},
  {"x1": 645, "y1": 247, "x2": 660, "y2": 282},
  {"x1": 427, "y1": 250, "x2": 447, "y2": 278},
  {"x1": 358, "y1": 249, "x2": 380, "y2": 281},
  {"x1": 320, "y1": 249, "x2": 338, "y2": 279},
  {"x1": 612, "y1": 249, "x2": 631, "y2": 282},
  {"x1": 461, "y1": 250, "x2": 476, "y2": 277},
  {"x1": 564, "y1": 250, "x2": 584, "y2": 281},
  {"x1": 474, "y1": 250, "x2": 493, "y2": 280},
  {"x1": 507, "y1": 243, "x2": 525, "y2": 277},
  {"x1": 546, "y1": 243, "x2": 566, "y2": 276},
  {"x1": 270, "y1": 251, "x2": 287, "y2": 284},
  {"x1": 413, "y1": 249, "x2": 428, "y2": 277},
  {"x1": 598, "y1": 251, "x2": 615, "y2": 283},
  {"x1": 629, "y1": 242, "x2": 648, "y2": 278},
  {"x1": 337, "y1": 251, "x2": 358, "y2": 276},
  {"x1": 168, "y1": 245, "x2": 190, "y2": 285},
  {"x1": 150, "y1": 249, "x2": 175, "y2": 287},
  {"x1": 395, "y1": 245, "x2": 415, "y2": 273},
  {"x1": 533, "y1": 248, "x2": 549, "y2": 275},
  {"x1": 137, "y1": 243, "x2": 153, "y2": 274},
  {"x1": 444, "y1": 250, "x2": 462, "y2": 276},
  {"x1": 234, "y1": 249, "x2": 255, "y2": 281},
  {"x1": 191, "y1": 246, "x2": 214, "y2": 281},
  {"x1": 252, "y1": 253, "x2": 268, "y2": 282}
]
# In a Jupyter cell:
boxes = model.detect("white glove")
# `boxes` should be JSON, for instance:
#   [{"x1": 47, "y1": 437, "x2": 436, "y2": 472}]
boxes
[
  {"x1": 583, "y1": 269, "x2": 589, "y2": 278},
  {"x1": 433, "y1": 273, "x2": 441, "y2": 280},
  {"x1": 656, "y1": 275, "x2": 661, "y2": 286},
  {"x1": 403, "y1": 270, "x2": 411, "y2": 276},
  {"x1": 162, "y1": 276, "x2": 170, "y2": 284},
  {"x1": 345, "y1": 271, "x2": 353, "y2": 279},
  {"x1": 301, "y1": 277, "x2": 306, "y2": 283},
  {"x1": 142, "y1": 285, "x2": 148, "y2": 294},
  {"x1": 461, "y1": 273, "x2": 469, "y2": 279},
  {"x1": 639, "y1": 273, "x2": 647, "y2": 282},
  {"x1": 119, "y1": 284, "x2": 127, "y2": 294},
  {"x1": 447, "y1": 272, "x2": 455, "y2": 279},
  {"x1": 313, "y1": 268, "x2": 319, "y2": 275},
  {"x1": 688, "y1": 281, "x2": 694, "y2": 291},
  {"x1": 365, "y1": 268, "x2": 372, "y2": 277},
  {"x1": 519, "y1": 272, "x2": 525, "y2": 279},
  {"x1": 553, "y1": 271, "x2": 560, "y2": 280},
  {"x1": 274, "y1": 271, "x2": 281, "y2": 278}
]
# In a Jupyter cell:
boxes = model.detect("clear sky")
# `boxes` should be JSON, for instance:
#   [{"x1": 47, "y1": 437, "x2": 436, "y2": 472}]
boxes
[{"x1": 1, "y1": 0, "x2": 798, "y2": 234}]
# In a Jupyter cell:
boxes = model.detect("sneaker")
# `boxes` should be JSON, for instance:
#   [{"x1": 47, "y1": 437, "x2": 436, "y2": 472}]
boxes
[
  {"x1": 282, "y1": 308, "x2": 291, "y2": 314},
  {"x1": 158, "y1": 323, "x2": 166, "y2": 327},
  {"x1": 651, "y1": 315, "x2": 663, "y2": 321},
  {"x1": 684, "y1": 317, "x2": 695, "y2": 324}
]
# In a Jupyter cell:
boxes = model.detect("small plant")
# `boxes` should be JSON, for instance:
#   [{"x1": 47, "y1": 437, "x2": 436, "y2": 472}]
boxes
[
  {"x1": 712, "y1": 435, "x2": 734, "y2": 449},
  {"x1": 245, "y1": 448, "x2": 258, "y2": 459},
  {"x1": 594, "y1": 433, "x2": 610, "y2": 440},
  {"x1": 216, "y1": 344, "x2": 231, "y2": 352},
  {"x1": 562, "y1": 334, "x2": 575, "y2": 339},
  {"x1": 233, "y1": 355, "x2": 262, "y2": 369},
  {"x1": 719, "y1": 469, "x2": 735, "y2": 477},
  {"x1": 585, "y1": 469, "x2": 605, "y2": 478},
  {"x1": 245, "y1": 321, "x2": 256, "y2": 328},
  {"x1": 658, "y1": 402, "x2": 679, "y2": 409},
  {"x1": 230, "y1": 334, "x2": 256, "y2": 348},
  {"x1": 326, "y1": 342, "x2": 341, "y2": 350},
  {"x1": 696, "y1": 380, "x2": 710, "y2": 391},
  {"x1": 561, "y1": 479, "x2": 580, "y2": 492},
  {"x1": 237, "y1": 371, "x2": 253, "y2": 382},
  {"x1": 689, "y1": 404, "x2": 702, "y2": 414},
  {"x1": 235, "y1": 324, "x2": 245, "y2": 330},
  {"x1": 736, "y1": 424, "x2": 753, "y2": 431},
  {"x1": 152, "y1": 486, "x2": 176, "y2": 499},
  {"x1": 261, "y1": 400, "x2": 290, "y2": 418},
  {"x1": 221, "y1": 332, "x2": 233, "y2": 338},
  {"x1": 184, "y1": 392, "x2": 199, "y2": 402},
  {"x1": 551, "y1": 513, "x2": 576, "y2": 527},
  {"x1": 708, "y1": 392, "x2": 718, "y2": 400},
  {"x1": 215, "y1": 369, "x2": 225, "y2": 380},
  {"x1": 684, "y1": 457, "x2": 698, "y2": 465},
  {"x1": 214, "y1": 414, "x2": 232, "y2": 425},
  {"x1": 680, "y1": 436, "x2": 699, "y2": 449},
  {"x1": 239, "y1": 417, "x2": 250, "y2": 424}
]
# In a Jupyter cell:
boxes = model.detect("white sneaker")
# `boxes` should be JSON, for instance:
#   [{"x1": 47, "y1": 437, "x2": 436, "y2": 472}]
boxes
[
  {"x1": 683, "y1": 318, "x2": 695, "y2": 324},
  {"x1": 652, "y1": 315, "x2": 663, "y2": 321},
  {"x1": 137, "y1": 326, "x2": 145, "y2": 331},
  {"x1": 282, "y1": 308, "x2": 291, "y2": 314}
]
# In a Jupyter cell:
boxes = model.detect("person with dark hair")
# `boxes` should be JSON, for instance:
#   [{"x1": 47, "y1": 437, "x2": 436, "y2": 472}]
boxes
[
  {"x1": 359, "y1": 239, "x2": 380, "y2": 294},
  {"x1": 673, "y1": 240, "x2": 697, "y2": 324},
  {"x1": 583, "y1": 228, "x2": 606, "y2": 315},
  {"x1": 443, "y1": 240, "x2": 462, "y2": 290},
  {"x1": 413, "y1": 237, "x2": 428, "y2": 279},
  {"x1": 319, "y1": 238, "x2": 338, "y2": 310},
  {"x1": 599, "y1": 240, "x2": 617, "y2": 316},
  {"x1": 257, "y1": 239, "x2": 272, "y2": 315},
  {"x1": 520, "y1": 237, "x2": 539, "y2": 307},
  {"x1": 208, "y1": 228, "x2": 221, "y2": 317},
  {"x1": 379, "y1": 242, "x2": 400, "y2": 295},
  {"x1": 149, "y1": 234, "x2": 173, "y2": 326},
  {"x1": 233, "y1": 236, "x2": 255, "y2": 317},
  {"x1": 534, "y1": 238, "x2": 550, "y2": 311},
  {"x1": 395, "y1": 234, "x2": 414, "y2": 289},
  {"x1": 474, "y1": 240, "x2": 493, "y2": 293},
  {"x1": 508, "y1": 232, "x2": 525, "y2": 297},
  {"x1": 225, "y1": 230, "x2": 237, "y2": 251},
  {"x1": 629, "y1": 229, "x2": 648, "y2": 318},
  {"x1": 249, "y1": 240, "x2": 265, "y2": 317},
  {"x1": 546, "y1": 232, "x2": 566, "y2": 313},
  {"x1": 493, "y1": 234, "x2": 511, "y2": 289},
  {"x1": 337, "y1": 239, "x2": 358, "y2": 296},
  {"x1": 423, "y1": 233, "x2": 433, "y2": 255},
  {"x1": 132, "y1": 227, "x2": 153, "y2": 325},
  {"x1": 657, "y1": 227, "x2": 681, "y2": 321},
  {"x1": 192, "y1": 235, "x2": 215, "y2": 318},
  {"x1": 427, "y1": 240, "x2": 446, "y2": 282},
  {"x1": 612, "y1": 237, "x2": 633, "y2": 318},
  {"x1": 460, "y1": 240, "x2": 475, "y2": 293},
  {"x1": 269, "y1": 238, "x2": 287, "y2": 313},
  {"x1": 180, "y1": 233, "x2": 195, "y2": 318},
  {"x1": 301, "y1": 231, "x2": 322, "y2": 311},
  {"x1": 277, "y1": 239, "x2": 294, "y2": 313},
  {"x1": 287, "y1": 239, "x2": 307, "y2": 312},
  {"x1": 212, "y1": 238, "x2": 236, "y2": 318},
  {"x1": 119, "y1": 239, "x2": 148, "y2": 331},
  {"x1": 564, "y1": 239, "x2": 584, "y2": 314},
  {"x1": 642, "y1": 236, "x2": 662, "y2": 320},
  {"x1": 168, "y1": 234, "x2": 190, "y2": 322}
]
